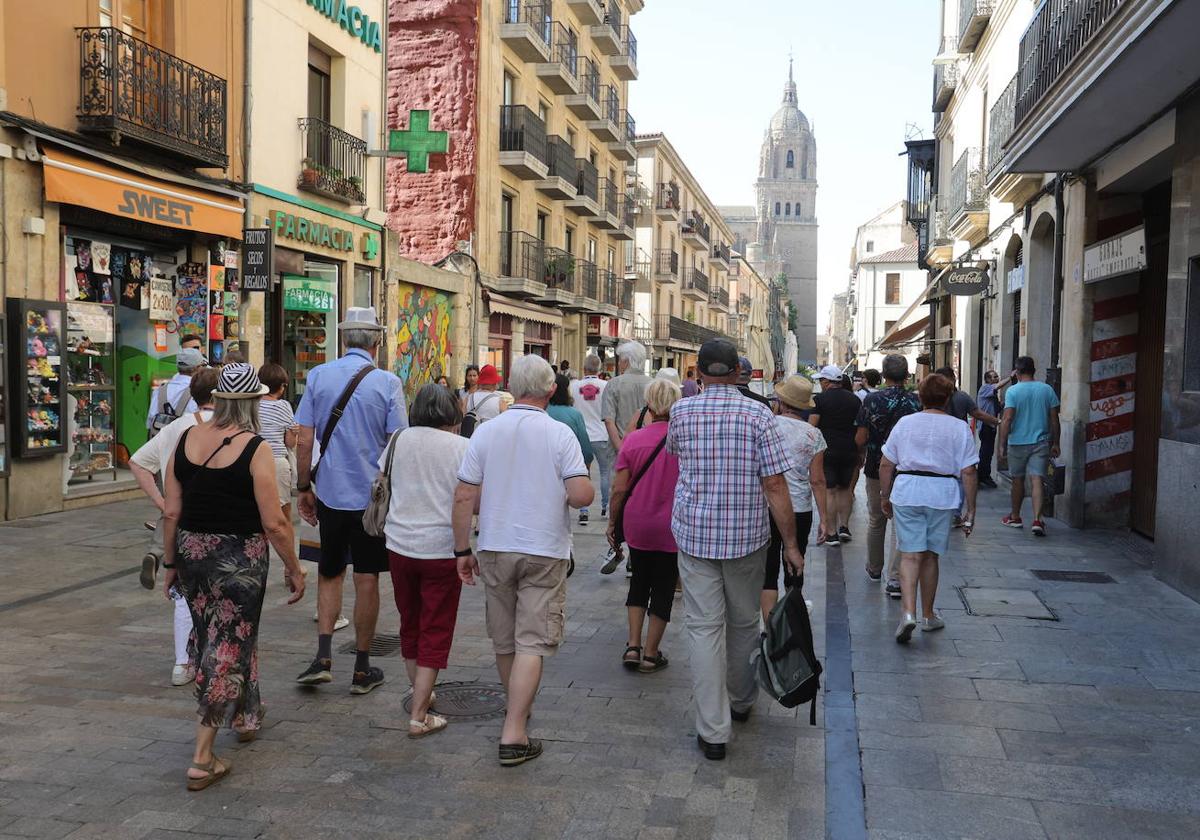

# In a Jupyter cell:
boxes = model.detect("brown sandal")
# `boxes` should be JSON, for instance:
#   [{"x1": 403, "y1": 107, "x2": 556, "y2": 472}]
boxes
[
  {"x1": 622, "y1": 645, "x2": 642, "y2": 670},
  {"x1": 186, "y1": 755, "x2": 230, "y2": 791}
]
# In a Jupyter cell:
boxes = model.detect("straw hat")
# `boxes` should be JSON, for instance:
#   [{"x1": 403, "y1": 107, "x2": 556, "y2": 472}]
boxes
[
  {"x1": 773, "y1": 375, "x2": 816, "y2": 410},
  {"x1": 211, "y1": 363, "x2": 269, "y2": 399}
]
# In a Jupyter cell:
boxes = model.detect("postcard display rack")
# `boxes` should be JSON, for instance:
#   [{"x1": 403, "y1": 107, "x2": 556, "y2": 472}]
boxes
[
  {"x1": 66, "y1": 302, "x2": 116, "y2": 479},
  {"x1": 7, "y1": 299, "x2": 68, "y2": 458}
]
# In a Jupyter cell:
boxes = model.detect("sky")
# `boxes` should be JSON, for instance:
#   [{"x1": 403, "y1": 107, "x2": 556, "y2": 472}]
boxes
[{"x1": 628, "y1": 0, "x2": 937, "y2": 332}]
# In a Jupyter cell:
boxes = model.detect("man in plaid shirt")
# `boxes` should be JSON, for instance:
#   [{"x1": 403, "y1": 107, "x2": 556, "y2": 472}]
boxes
[{"x1": 668, "y1": 339, "x2": 805, "y2": 760}]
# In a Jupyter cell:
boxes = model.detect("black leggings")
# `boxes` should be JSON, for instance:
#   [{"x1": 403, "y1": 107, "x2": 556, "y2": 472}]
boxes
[
  {"x1": 765, "y1": 511, "x2": 813, "y2": 591},
  {"x1": 625, "y1": 548, "x2": 679, "y2": 622}
]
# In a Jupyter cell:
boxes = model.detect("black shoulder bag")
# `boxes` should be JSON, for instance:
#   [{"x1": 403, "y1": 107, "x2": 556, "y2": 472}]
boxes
[{"x1": 310, "y1": 364, "x2": 374, "y2": 482}]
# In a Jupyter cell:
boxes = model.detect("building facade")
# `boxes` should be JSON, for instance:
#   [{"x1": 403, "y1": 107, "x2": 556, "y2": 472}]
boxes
[
  {"x1": 843, "y1": 202, "x2": 921, "y2": 372},
  {"x1": 0, "y1": 0, "x2": 246, "y2": 519},
  {"x1": 385, "y1": 0, "x2": 642, "y2": 383},
  {"x1": 905, "y1": 0, "x2": 1200, "y2": 601}
]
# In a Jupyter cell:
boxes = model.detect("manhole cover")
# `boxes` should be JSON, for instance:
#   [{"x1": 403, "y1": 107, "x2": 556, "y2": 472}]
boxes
[
  {"x1": 1032, "y1": 569, "x2": 1116, "y2": 584},
  {"x1": 957, "y1": 586, "x2": 1058, "y2": 620},
  {"x1": 338, "y1": 633, "x2": 402, "y2": 657},
  {"x1": 402, "y1": 682, "x2": 507, "y2": 721}
]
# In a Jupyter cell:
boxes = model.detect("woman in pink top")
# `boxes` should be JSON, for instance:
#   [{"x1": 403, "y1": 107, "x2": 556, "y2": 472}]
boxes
[{"x1": 607, "y1": 378, "x2": 682, "y2": 673}]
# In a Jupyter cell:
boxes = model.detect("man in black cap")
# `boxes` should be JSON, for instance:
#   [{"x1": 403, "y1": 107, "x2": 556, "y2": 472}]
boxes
[
  {"x1": 667, "y1": 339, "x2": 803, "y2": 760},
  {"x1": 736, "y1": 356, "x2": 771, "y2": 408}
]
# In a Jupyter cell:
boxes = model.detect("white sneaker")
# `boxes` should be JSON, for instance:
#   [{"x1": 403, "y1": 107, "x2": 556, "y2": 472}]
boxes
[
  {"x1": 895, "y1": 614, "x2": 917, "y2": 644},
  {"x1": 171, "y1": 664, "x2": 196, "y2": 686},
  {"x1": 312, "y1": 612, "x2": 351, "y2": 631},
  {"x1": 921, "y1": 613, "x2": 946, "y2": 632}
]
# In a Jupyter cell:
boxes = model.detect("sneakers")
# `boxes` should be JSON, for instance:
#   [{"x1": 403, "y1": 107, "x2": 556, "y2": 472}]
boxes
[
  {"x1": 824, "y1": 533, "x2": 841, "y2": 547},
  {"x1": 1001, "y1": 515, "x2": 1024, "y2": 528},
  {"x1": 895, "y1": 614, "x2": 918, "y2": 644},
  {"x1": 350, "y1": 666, "x2": 385, "y2": 695},
  {"x1": 171, "y1": 664, "x2": 196, "y2": 686},
  {"x1": 1031, "y1": 520, "x2": 1047, "y2": 537},
  {"x1": 885, "y1": 579, "x2": 902, "y2": 599},
  {"x1": 979, "y1": 477, "x2": 998, "y2": 489},
  {"x1": 499, "y1": 738, "x2": 544, "y2": 767},
  {"x1": 922, "y1": 613, "x2": 945, "y2": 632},
  {"x1": 579, "y1": 511, "x2": 589, "y2": 526},
  {"x1": 838, "y1": 526, "x2": 852, "y2": 543},
  {"x1": 140, "y1": 551, "x2": 160, "y2": 590},
  {"x1": 312, "y1": 612, "x2": 351, "y2": 631},
  {"x1": 295, "y1": 658, "x2": 333, "y2": 685},
  {"x1": 865, "y1": 567, "x2": 882, "y2": 582},
  {"x1": 599, "y1": 548, "x2": 622, "y2": 575},
  {"x1": 601, "y1": 507, "x2": 608, "y2": 518}
]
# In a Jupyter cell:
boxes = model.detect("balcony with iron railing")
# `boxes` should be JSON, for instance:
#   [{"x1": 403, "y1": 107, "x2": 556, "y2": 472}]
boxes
[
  {"x1": 297, "y1": 117, "x2": 367, "y2": 204},
  {"x1": 626, "y1": 252, "x2": 651, "y2": 286},
  {"x1": 538, "y1": 246, "x2": 579, "y2": 307},
  {"x1": 501, "y1": 1, "x2": 552, "y2": 62},
  {"x1": 595, "y1": 176, "x2": 620, "y2": 229},
  {"x1": 946, "y1": 147, "x2": 987, "y2": 236},
  {"x1": 565, "y1": 0, "x2": 603, "y2": 25},
  {"x1": 655, "y1": 182, "x2": 681, "y2": 220},
  {"x1": 76, "y1": 27, "x2": 227, "y2": 167},
  {"x1": 578, "y1": 259, "x2": 599, "y2": 301},
  {"x1": 536, "y1": 135, "x2": 578, "y2": 199},
  {"x1": 710, "y1": 241, "x2": 731, "y2": 269},
  {"x1": 958, "y1": 0, "x2": 995, "y2": 52},
  {"x1": 611, "y1": 25, "x2": 638, "y2": 80},
  {"x1": 591, "y1": 3, "x2": 622, "y2": 54},
  {"x1": 565, "y1": 158, "x2": 601, "y2": 216},
  {"x1": 536, "y1": 22, "x2": 580, "y2": 94},
  {"x1": 588, "y1": 85, "x2": 622, "y2": 142},
  {"x1": 925, "y1": 194, "x2": 953, "y2": 266},
  {"x1": 682, "y1": 212, "x2": 710, "y2": 247},
  {"x1": 1015, "y1": 0, "x2": 1126, "y2": 129},
  {"x1": 596, "y1": 269, "x2": 620, "y2": 314},
  {"x1": 498, "y1": 231, "x2": 547, "y2": 297},
  {"x1": 619, "y1": 276, "x2": 634, "y2": 313},
  {"x1": 652, "y1": 315, "x2": 721, "y2": 347},
  {"x1": 621, "y1": 191, "x2": 638, "y2": 230},
  {"x1": 655, "y1": 249, "x2": 679, "y2": 281},
  {"x1": 933, "y1": 59, "x2": 959, "y2": 112},
  {"x1": 565, "y1": 57, "x2": 602, "y2": 119},
  {"x1": 683, "y1": 267, "x2": 710, "y2": 299},
  {"x1": 499, "y1": 104, "x2": 549, "y2": 179},
  {"x1": 710, "y1": 286, "x2": 730, "y2": 311},
  {"x1": 609, "y1": 110, "x2": 636, "y2": 161}
]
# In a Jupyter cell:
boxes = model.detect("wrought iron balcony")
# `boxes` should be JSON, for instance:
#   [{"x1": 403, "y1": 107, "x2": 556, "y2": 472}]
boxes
[
  {"x1": 655, "y1": 249, "x2": 679, "y2": 279},
  {"x1": 537, "y1": 135, "x2": 578, "y2": 197},
  {"x1": 710, "y1": 286, "x2": 730, "y2": 309},
  {"x1": 622, "y1": 192, "x2": 637, "y2": 229},
  {"x1": 653, "y1": 315, "x2": 721, "y2": 346},
  {"x1": 588, "y1": 85, "x2": 622, "y2": 142},
  {"x1": 1016, "y1": 0, "x2": 1126, "y2": 128},
  {"x1": 576, "y1": 158, "x2": 598, "y2": 201},
  {"x1": 536, "y1": 22, "x2": 579, "y2": 94},
  {"x1": 541, "y1": 246, "x2": 576, "y2": 292},
  {"x1": 565, "y1": 57, "x2": 602, "y2": 118},
  {"x1": 958, "y1": 0, "x2": 995, "y2": 53},
  {"x1": 76, "y1": 27, "x2": 227, "y2": 168},
  {"x1": 578, "y1": 259, "x2": 599, "y2": 300},
  {"x1": 682, "y1": 212, "x2": 710, "y2": 245},
  {"x1": 501, "y1": 1, "x2": 552, "y2": 61},
  {"x1": 609, "y1": 110, "x2": 636, "y2": 161},
  {"x1": 499, "y1": 105, "x2": 548, "y2": 179},
  {"x1": 297, "y1": 118, "x2": 367, "y2": 204},
  {"x1": 619, "y1": 276, "x2": 634, "y2": 311},
  {"x1": 947, "y1": 147, "x2": 987, "y2": 225},
  {"x1": 611, "y1": 26, "x2": 638, "y2": 80},
  {"x1": 655, "y1": 182, "x2": 681, "y2": 219},
  {"x1": 987, "y1": 75, "x2": 1017, "y2": 182},
  {"x1": 597, "y1": 269, "x2": 620, "y2": 311},
  {"x1": 590, "y1": 3, "x2": 622, "y2": 55},
  {"x1": 685, "y1": 268, "x2": 710, "y2": 297},
  {"x1": 933, "y1": 60, "x2": 959, "y2": 112},
  {"x1": 500, "y1": 231, "x2": 545, "y2": 284},
  {"x1": 711, "y1": 242, "x2": 731, "y2": 268}
]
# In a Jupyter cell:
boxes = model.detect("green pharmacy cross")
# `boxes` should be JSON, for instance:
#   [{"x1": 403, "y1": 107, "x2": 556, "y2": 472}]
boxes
[{"x1": 386, "y1": 110, "x2": 449, "y2": 173}]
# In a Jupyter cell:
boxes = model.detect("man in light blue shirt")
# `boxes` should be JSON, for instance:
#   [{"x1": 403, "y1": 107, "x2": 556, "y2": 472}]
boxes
[
  {"x1": 295, "y1": 307, "x2": 407, "y2": 694},
  {"x1": 145, "y1": 343, "x2": 204, "y2": 431},
  {"x1": 998, "y1": 356, "x2": 1060, "y2": 537}
]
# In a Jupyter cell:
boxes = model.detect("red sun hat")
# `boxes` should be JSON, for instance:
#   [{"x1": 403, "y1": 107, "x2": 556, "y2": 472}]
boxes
[{"x1": 477, "y1": 364, "x2": 502, "y2": 386}]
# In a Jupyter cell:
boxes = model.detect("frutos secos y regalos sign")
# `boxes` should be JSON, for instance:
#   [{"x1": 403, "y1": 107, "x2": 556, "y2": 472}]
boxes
[{"x1": 303, "y1": 0, "x2": 382, "y2": 52}]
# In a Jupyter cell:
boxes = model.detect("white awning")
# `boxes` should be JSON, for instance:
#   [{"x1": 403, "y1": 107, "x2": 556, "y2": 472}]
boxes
[{"x1": 487, "y1": 293, "x2": 563, "y2": 328}]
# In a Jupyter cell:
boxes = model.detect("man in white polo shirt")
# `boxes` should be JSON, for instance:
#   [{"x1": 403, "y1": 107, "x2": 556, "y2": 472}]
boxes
[
  {"x1": 452, "y1": 354, "x2": 593, "y2": 767},
  {"x1": 569, "y1": 354, "x2": 608, "y2": 525}
]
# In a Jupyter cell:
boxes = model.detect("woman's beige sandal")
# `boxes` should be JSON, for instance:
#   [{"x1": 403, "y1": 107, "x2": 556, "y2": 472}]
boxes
[{"x1": 408, "y1": 713, "x2": 448, "y2": 739}]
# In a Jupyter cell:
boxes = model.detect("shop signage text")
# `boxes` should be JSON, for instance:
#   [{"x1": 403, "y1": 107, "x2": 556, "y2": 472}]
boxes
[
  {"x1": 304, "y1": 0, "x2": 382, "y2": 52},
  {"x1": 241, "y1": 227, "x2": 273, "y2": 292},
  {"x1": 116, "y1": 189, "x2": 195, "y2": 226},
  {"x1": 943, "y1": 266, "x2": 990, "y2": 296},
  {"x1": 149, "y1": 277, "x2": 174, "y2": 321},
  {"x1": 272, "y1": 210, "x2": 354, "y2": 254},
  {"x1": 283, "y1": 275, "x2": 335, "y2": 313},
  {"x1": 1084, "y1": 225, "x2": 1146, "y2": 284}
]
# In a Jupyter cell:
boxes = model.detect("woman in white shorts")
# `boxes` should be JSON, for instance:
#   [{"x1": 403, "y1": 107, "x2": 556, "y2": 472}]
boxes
[{"x1": 879, "y1": 373, "x2": 979, "y2": 645}]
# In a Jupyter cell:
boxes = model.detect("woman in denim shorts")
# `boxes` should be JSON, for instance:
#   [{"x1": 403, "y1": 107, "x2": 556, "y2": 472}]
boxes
[{"x1": 879, "y1": 374, "x2": 979, "y2": 644}]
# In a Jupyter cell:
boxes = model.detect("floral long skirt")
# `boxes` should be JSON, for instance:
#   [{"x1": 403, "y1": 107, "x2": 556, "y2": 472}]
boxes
[{"x1": 176, "y1": 529, "x2": 269, "y2": 731}]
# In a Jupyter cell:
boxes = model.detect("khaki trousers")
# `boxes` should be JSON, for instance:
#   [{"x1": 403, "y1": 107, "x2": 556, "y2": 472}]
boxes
[{"x1": 866, "y1": 477, "x2": 902, "y2": 580}]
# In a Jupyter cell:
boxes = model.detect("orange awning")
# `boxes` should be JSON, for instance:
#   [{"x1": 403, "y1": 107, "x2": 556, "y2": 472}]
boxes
[{"x1": 43, "y1": 148, "x2": 244, "y2": 239}]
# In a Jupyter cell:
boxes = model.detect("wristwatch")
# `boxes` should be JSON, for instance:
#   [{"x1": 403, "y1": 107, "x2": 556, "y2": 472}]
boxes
[
  {"x1": 454, "y1": 548, "x2": 473, "y2": 558},
  {"x1": 296, "y1": 482, "x2": 311, "y2": 492}
]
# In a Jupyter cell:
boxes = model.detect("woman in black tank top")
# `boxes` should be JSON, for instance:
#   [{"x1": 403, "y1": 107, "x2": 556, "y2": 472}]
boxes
[{"x1": 160, "y1": 364, "x2": 305, "y2": 792}]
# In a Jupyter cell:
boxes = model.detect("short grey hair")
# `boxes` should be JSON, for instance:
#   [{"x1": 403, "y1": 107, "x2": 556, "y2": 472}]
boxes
[
  {"x1": 508, "y1": 354, "x2": 556, "y2": 400},
  {"x1": 645, "y1": 378, "x2": 682, "y2": 417},
  {"x1": 343, "y1": 328, "x2": 382, "y2": 351},
  {"x1": 616, "y1": 340, "x2": 647, "y2": 369},
  {"x1": 409, "y1": 383, "x2": 462, "y2": 429},
  {"x1": 212, "y1": 396, "x2": 260, "y2": 433},
  {"x1": 583, "y1": 354, "x2": 602, "y2": 374},
  {"x1": 881, "y1": 354, "x2": 909, "y2": 383}
]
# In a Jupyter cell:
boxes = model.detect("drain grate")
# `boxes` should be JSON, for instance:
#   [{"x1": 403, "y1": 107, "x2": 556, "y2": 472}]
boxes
[
  {"x1": 957, "y1": 586, "x2": 1058, "y2": 620},
  {"x1": 338, "y1": 632, "x2": 403, "y2": 657},
  {"x1": 402, "y1": 682, "x2": 507, "y2": 722},
  {"x1": 1031, "y1": 569, "x2": 1116, "y2": 584}
]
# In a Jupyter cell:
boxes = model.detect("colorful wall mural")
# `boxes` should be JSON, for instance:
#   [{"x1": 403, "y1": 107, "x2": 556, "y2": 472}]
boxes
[{"x1": 393, "y1": 281, "x2": 452, "y2": 398}]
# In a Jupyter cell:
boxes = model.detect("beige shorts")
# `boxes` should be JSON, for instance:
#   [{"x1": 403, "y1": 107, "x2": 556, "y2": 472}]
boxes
[
  {"x1": 476, "y1": 550, "x2": 568, "y2": 657},
  {"x1": 273, "y1": 454, "x2": 294, "y2": 507}
]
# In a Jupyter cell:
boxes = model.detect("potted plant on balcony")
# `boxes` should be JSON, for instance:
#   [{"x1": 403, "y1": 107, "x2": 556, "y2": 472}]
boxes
[
  {"x1": 543, "y1": 254, "x2": 575, "y2": 288},
  {"x1": 300, "y1": 159, "x2": 320, "y2": 186}
]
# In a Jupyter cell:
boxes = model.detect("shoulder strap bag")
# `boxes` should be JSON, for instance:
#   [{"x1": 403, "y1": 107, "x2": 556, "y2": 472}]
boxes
[
  {"x1": 311, "y1": 364, "x2": 374, "y2": 482},
  {"x1": 612, "y1": 433, "x2": 668, "y2": 545},
  {"x1": 362, "y1": 427, "x2": 403, "y2": 538}
]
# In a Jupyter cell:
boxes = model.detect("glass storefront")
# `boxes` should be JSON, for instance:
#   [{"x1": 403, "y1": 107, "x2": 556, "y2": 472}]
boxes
[{"x1": 282, "y1": 260, "x2": 339, "y2": 408}]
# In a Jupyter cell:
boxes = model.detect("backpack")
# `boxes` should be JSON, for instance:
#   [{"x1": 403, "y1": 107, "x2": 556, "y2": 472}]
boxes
[
  {"x1": 460, "y1": 392, "x2": 497, "y2": 438},
  {"x1": 148, "y1": 385, "x2": 191, "y2": 438},
  {"x1": 752, "y1": 584, "x2": 823, "y2": 724}
]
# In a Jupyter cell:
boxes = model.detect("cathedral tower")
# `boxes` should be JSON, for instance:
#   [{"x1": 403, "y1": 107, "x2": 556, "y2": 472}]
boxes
[{"x1": 754, "y1": 60, "x2": 818, "y2": 361}]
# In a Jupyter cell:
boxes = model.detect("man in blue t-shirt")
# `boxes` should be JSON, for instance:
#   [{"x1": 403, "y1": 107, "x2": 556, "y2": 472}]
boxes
[{"x1": 997, "y1": 356, "x2": 1060, "y2": 537}]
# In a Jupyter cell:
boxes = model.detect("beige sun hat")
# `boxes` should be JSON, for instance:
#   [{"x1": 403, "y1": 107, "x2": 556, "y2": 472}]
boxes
[{"x1": 773, "y1": 375, "x2": 816, "y2": 410}]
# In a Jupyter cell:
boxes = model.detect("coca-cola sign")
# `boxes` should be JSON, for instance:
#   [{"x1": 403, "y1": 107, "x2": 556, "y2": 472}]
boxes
[{"x1": 943, "y1": 266, "x2": 990, "y2": 296}]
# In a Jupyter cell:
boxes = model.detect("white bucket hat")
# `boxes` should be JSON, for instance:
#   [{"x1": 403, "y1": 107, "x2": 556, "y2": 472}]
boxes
[
  {"x1": 338, "y1": 306, "x2": 385, "y2": 332},
  {"x1": 212, "y1": 363, "x2": 269, "y2": 399}
]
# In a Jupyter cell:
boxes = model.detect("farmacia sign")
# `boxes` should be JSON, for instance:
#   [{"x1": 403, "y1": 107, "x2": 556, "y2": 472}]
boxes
[{"x1": 303, "y1": 0, "x2": 382, "y2": 53}]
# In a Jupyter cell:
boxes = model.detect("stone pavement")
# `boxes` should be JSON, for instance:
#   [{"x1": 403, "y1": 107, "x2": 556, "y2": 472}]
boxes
[{"x1": 0, "y1": 482, "x2": 1198, "y2": 839}]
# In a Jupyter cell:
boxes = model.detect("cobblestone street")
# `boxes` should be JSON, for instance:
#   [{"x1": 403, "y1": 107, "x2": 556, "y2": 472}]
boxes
[{"x1": 2, "y1": 484, "x2": 1200, "y2": 839}]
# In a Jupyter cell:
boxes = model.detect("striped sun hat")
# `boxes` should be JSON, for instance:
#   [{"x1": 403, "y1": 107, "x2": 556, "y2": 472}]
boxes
[{"x1": 212, "y1": 363, "x2": 269, "y2": 399}]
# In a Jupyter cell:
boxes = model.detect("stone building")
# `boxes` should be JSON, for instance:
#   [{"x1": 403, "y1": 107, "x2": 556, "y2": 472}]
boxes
[{"x1": 720, "y1": 60, "x2": 819, "y2": 363}]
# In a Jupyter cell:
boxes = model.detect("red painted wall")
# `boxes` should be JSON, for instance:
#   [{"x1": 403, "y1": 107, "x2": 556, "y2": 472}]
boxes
[{"x1": 386, "y1": 0, "x2": 479, "y2": 261}]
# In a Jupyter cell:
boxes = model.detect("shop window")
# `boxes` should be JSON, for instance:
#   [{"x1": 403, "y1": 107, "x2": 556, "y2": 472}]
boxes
[
  {"x1": 886, "y1": 273, "x2": 901, "y2": 305},
  {"x1": 284, "y1": 260, "x2": 339, "y2": 408}
]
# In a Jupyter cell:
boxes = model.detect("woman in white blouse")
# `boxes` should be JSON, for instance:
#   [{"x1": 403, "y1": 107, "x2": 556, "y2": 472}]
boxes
[{"x1": 879, "y1": 373, "x2": 979, "y2": 644}]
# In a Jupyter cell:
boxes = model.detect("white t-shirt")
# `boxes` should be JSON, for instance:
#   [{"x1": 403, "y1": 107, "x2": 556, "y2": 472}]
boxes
[
  {"x1": 570, "y1": 375, "x2": 608, "y2": 442},
  {"x1": 131, "y1": 409, "x2": 214, "y2": 476},
  {"x1": 457, "y1": 404, "x2": 589, "y2": 559},
  {"x1": 378, "y1": 426, "x2": 469, "y2": 559},
  {"x1": 776, "y1": 416, "x2": 827, "y2": 513},
  {"x1": 881, "y1": 412, "x2": 978, "y2": 510},
  {"x1": 465, "y1": 390, "x2": 503, "y2": 423}
]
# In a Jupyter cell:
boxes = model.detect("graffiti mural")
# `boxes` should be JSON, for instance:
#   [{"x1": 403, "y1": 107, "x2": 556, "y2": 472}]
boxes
[{"x1": 393, "y1": 282, "x2": 452, "y2": 398}]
